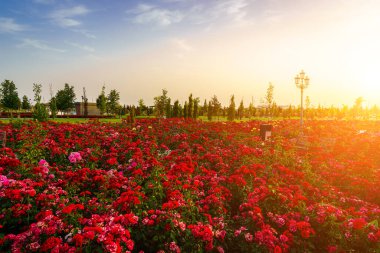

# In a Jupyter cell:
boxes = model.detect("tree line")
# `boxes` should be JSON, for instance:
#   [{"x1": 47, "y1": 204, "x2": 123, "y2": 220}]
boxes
[{"x1": 1, "y1": 79, "x2": 379, "y2": 121}]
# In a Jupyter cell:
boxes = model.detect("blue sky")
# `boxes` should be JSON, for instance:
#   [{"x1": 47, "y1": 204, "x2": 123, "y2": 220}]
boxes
[{"x1": 1, "y1": 0, "x2": 380, "y2": 107}]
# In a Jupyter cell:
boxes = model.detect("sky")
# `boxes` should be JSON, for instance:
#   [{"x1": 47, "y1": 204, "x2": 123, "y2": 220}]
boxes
[{"x1": 1, "y1": 0, "x2": 380, "y2": 107}]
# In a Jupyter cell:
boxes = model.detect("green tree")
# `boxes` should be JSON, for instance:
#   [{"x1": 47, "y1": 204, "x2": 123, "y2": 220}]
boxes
[
  {"x1": 187, "y1": 94, "x2": 193, "y2": 119},
  {"x1": 211, "y1": 95, "x2": 221, "y2": 120},
  {"x1": 21, "y1": 95, "x2": 31, "y2": 110},
  {"x1": 107, "y1": 89, "x2": 120, "y2": 115},
  {"x1": 238, "y1": 99, "x2": 244, "y2": 120},
  {"x1": 227, "y1": 95, "x2": 236, "y2": 121},
  {"x1": 173, "y1": 100, "x2": 180, "y2": 117},
  {"x1": 32, "y1": 83, "x2": 49, "y2": 122},
  {"x1": 207, "y1": 101, "x2": 212, "y2": 121},
  {"x1": 183, "y1": 101, "x2": 188, "y2": 118},
  {"x1": 202, "y1": 99, "x2": 208, "y2": 116},
  {"x1": 0, "y1": 80, "x2": 20, "y2": 110},
  {"x1": 154, "y1": 89, "x2": 170, "y2": 118},
  {"x1": 138, "y1": 99, "x2": 146, "y2": 116},
  {"x1": 49, "y1": 97, "x2": 58, "y2": 119},
  {"x1": 165, "y1": 98, "x2": 172, "y2": 118},
  {"x1": 193, "y1": 98, "x2": 199, "y2": 119},
  {"x1": 55, "y1": 83, "x2": 76, "y2": 114},
  {"x1": 248, "y1": 102, "x2": 255, "y2": 118},
  {"x1": 96, "y1": 85, "x2": 107, "y2": 115}
]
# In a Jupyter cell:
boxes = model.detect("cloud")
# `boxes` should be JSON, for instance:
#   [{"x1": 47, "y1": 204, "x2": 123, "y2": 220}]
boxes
[
  {"x1": 34, "y1": 0, "x2": 55, "y2": 4},
  {"x1": 172, "y1": 38, "x2": 194, "y2": 52},
  {"x1": 18, "y1": 38, "x2": 65, "y2": 52},
  {"x1": 72, "y1": 29, "x2": 96, "y2": 39},
  {"x1": 170, "y1": 38, "x2": 194, "y2": 59},
  {"x1": 65, "y1": 41, "x2": 95, "y2": 52},
  {"x1": 0, "y1": 18, "x2": 26, "y2": 33},
  {"x1": 129, "y1": 4, "x2": 183, "y2": 26},
  {"x1": 50, "y1": 5, "x2": 89, "y2": 28},
  {"x1": 200, "y1": 0, "x2": 252, "y2": 27}
]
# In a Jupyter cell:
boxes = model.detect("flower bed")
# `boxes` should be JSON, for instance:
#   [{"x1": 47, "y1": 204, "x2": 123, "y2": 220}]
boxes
[{"x1": 0, "y1": 119, "x2": 379, "y2": 252}]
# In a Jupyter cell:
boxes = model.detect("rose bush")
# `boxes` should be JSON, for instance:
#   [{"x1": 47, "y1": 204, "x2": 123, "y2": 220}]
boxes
[{"x1": 0, "y1": 119, "x2": 379, "y2": 252}]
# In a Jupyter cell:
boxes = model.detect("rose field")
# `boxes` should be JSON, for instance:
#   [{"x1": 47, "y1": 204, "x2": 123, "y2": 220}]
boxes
[{"x1": 1, "y1": 119, "x2": 380, "y2": 253}]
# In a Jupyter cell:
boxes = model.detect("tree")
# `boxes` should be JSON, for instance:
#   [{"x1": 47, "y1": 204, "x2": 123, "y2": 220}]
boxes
[
  {"x1": 154, "y1": 89, "x2": 170, "y2": 118},
  {"x1": 202, "y1": 99, "x2": 208, "y2": 116},
  {"x1": 248, "y1": 102, "x2": 255, "y2": 118},
  {"x1": 21, "y1": 95, "x2": 31, "y2": 110},
  {"x1": 49, "y1": 97, "x2": 57, "y2": 118},
  {"x1": 0, "y1": 80, "x2": 20, "y2": 110},
  {"x1": 265, "y1": 82, "x2": 274, "y2": 116},
  {"x1": 138, "y1": 99, "x2": 146, "y2": 116},
  {"x1": 352, "y1": 97, "x2": 364, "y2": 119},
  {"x1": 211, "y1": 95, "x2": 221, "y2": 120},
  {"x1": 96, "y1": 85, "x2": 107, "y2": 115},
  {"x1": 183, "y1": 101, "x2": 188, "y2": 119},
  {"x1": 165, "y1": 98, "x2": 172, "y2": 118},
  {"x1": 107, "y1": 89, "x2": 120, "y2": 115},
  {"x1": 33, "y1": 83, "x2": 42, "y2": 104},
  {"x1": 193, "y1": 98, "x2": 199, "y2": 119},
  {"x1": 187, "y1": 94, "x2": 193, "y2": 119},
  {"x1": 173, "y1": 100, "x2": 180, "y2": 117},
  {"x1": 32, "y1": 83, "x2": 48, "y2": 122},
  {"x1": 238, "y1": 99, "x2": 244, "y2": 120},
  {"x1": 82, "y1": 87, "x2": 88, "y2": 117},
  {"x1": 55, "y1": 83, "x2": 76, "y2": 114},
  {"x1": 227, "y1": 95, "x2": 236, "y2": 121},
  {"x1": 207, "y1": 101, "x2": 213, "y2": 121},
  {"x1": 49, "y1": 84, "x2": 57, "y2": 118}
]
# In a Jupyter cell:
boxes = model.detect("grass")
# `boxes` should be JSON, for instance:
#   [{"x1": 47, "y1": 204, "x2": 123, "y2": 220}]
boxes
[{"x1": 0, "y1": 115, "x2": 303, "y2": 124}]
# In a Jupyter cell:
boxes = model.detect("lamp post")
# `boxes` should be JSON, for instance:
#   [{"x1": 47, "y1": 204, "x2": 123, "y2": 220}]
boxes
[{"x1": 295, "y1": 70, "x2": 309, "y2": 128}]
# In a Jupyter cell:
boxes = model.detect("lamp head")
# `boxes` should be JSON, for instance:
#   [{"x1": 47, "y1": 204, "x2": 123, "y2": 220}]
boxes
[
  {"x1": 295, "y1": 75, "x2": 300, "y2": 85},
  {"x1": 299, "y1": 70, "x2": 305, "y2": 79}
]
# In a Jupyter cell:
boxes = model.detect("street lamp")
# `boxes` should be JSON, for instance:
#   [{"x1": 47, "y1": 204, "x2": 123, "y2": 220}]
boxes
[{"x1": 295, "y1": 70, "x2": 309, "y2": 128}]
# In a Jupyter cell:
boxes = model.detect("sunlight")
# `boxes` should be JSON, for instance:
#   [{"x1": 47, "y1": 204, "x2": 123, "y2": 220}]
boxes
[{"x1": 357, "y1": 65, "x2": 380, "y2": 100}]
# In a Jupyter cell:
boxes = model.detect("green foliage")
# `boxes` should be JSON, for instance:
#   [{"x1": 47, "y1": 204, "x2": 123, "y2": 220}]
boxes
[
  {"x1": 49, "y1": 97, "x2": 58, "y2": 119},
  {"x1": 138, "y1": 98, "x2": 146, "y2": 116},
  {"x1": 96, "y1": 85, "x2": 107, "y2": 115},
  {"x1": 211, "y1": 95, "x2": 221, "y2": 119},
  {"x1": 207, "y1": 101, "x2": 212, "y2": 121},
  {"x1": 154, "y1": 89, "x2": 170, "y2": 118},
  {"x1": 21, "y1": 95, "x2": 31, "y2": 110},
  {"x1": 173, "y1": 100, "x2": 180, "y2": 118},
  {"x1": 183, "y1": 102, "x2": 188, "y2": 118},
  {"x1": 202, "y1": 99, "x2": 207, "y2": 116},
  {"x1": 106, "y1": 89, "x2": 120, "y2": 115},
  {"x1": 1, "y1": 80, "x2": 20, "y2": 110},
  {"x1": 32, "y1": 83, "x2": 49, "y2": 122},
  {"x1": 187, "y1": 94, "x2": 193, "y2": 118},
  {"x1": 33, "y1": 103, "x2": 49, "y2": 122},
  {"x1": 238, "y1": 99, "x2": 244, "y2": 120},
  {"x1": 33, "y1": 83, "x2": 42, "y2": 104},
  {"x1": 165, "y1": 98, "x2": 171, "y2": 118},
  {"x1": 192, "y1": 98, "x2": 199, "y2": 119},
  {"x1": 227, "y1": 95, "x2": 236, "y2": 121},
  {"x1": 55, "y1": 83, "x2": 76, "y2": 114}
]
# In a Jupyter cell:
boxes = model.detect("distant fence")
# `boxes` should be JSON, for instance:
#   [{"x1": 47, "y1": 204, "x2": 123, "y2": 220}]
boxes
[{"x1": 0, "y1": 112, "x2": 112, "y2": 119}]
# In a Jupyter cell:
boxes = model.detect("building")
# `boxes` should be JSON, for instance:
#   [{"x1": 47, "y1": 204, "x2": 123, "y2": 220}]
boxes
[{"x1": 75, "y1": 102, "x2": 101, "y2": 116}]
